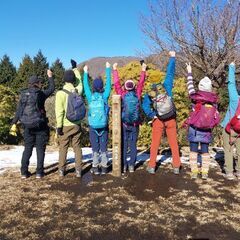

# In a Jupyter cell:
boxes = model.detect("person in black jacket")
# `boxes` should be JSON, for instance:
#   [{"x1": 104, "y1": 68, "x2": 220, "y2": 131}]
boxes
[{"x1": 10, "y1": 70, "x2": 55, "y2": 179}]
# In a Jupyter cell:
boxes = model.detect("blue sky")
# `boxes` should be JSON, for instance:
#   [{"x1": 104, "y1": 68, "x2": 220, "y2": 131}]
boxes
[{"x1": 0, "y1": 0, "x2": 149, "y2": 68}]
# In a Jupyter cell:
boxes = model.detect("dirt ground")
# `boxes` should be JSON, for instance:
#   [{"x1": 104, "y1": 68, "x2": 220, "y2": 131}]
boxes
[{"x1": 0, "y1": 161, "x2": 240, "y2": 240}]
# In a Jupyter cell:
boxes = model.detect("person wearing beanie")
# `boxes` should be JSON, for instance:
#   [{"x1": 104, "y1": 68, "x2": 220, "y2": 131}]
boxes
[
  {"x1": 142, "y1": 51, "x2": 181, "y2": 175},
  {"x1": 113, "y1": 61, "x2": 147, "y2": 173},
  {"x1": 55, "y1": 60, "x2": 83, "y2": 178},
  {"x1": 10, "y1": 70, "x2": 55, "y2": 179},
  {"x1": 185, "y1": 62, "x2": 219, "y2": 180},
  {"x1": 221, "y1": 62, "x2": 240, "y2": 180},
  {"x1": 83, "y1": 62, "x2": 111, "y2": 175}
]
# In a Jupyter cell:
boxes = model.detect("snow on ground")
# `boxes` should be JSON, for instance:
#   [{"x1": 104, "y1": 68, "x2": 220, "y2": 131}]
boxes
[{"x1": 0, "y1": 146, "x2": 221, "y2": 175}]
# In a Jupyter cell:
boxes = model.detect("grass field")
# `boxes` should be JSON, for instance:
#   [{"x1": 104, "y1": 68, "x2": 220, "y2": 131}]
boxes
[{"x1": 0, "y1": 162, "x2": 240, "y2": 240}]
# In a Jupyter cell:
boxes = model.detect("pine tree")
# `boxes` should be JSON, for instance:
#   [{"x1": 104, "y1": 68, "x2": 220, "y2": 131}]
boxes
[
  {"x1": 0, "y1": 55, "x2": 17, "y2": 87},
  {"x1": 33, "y1": 50, "x2": 49, "y2": 80},
  {"x1": 51, "y1": 59, "x2": 65, "y2": 90},
  {"x1": 13, "y1": 55, "x2": 34, "y2": 92}
]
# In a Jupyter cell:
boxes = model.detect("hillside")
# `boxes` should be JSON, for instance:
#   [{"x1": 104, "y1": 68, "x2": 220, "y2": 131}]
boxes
[{"x1": 78, "y1": 56, "x2": 141, "y2": 79}]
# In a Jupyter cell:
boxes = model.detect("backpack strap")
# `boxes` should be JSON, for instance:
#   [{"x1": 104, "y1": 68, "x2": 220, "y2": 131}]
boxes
[{"x1": 62, "y1": 89, "x2": 71, "y2": 95}]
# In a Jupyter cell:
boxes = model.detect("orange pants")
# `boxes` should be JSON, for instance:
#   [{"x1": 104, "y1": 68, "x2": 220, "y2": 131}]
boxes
[{"x1": 149, "y1": 118, "x2": 181, "y2": 168}]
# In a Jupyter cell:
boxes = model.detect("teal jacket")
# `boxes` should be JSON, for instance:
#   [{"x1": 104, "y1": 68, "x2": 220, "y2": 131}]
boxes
[{"x1": 221, "y1": 64, "x2": 239, "y2": 128}]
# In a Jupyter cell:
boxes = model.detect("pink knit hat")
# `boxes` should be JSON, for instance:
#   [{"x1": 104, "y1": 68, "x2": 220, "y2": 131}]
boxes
[{"x1": 124, "y1": 80, "x2": 135, "y2": 91}]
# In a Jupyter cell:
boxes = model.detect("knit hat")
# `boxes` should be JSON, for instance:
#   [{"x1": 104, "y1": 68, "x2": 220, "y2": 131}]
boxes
[
  {"x1": 64, "y1": 70, "x2": 76, "y2": 83},
  {"x1": 124, "y1": 80, "x2": 135, "y2": 91},
  {"x1": 28, "y1": 75, "x2": 41, "y2": 84},
  {"x1": 93, "y1": 78, "x2": 104, "y2": 92},
  {"x1": 198, "y1": 77, "x2": 212, "y2": 92}
]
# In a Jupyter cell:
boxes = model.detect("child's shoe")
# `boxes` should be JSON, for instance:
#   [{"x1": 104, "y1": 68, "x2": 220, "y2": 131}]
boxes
[
  {"x1": 191, "y1": 170, "x2": 198, "y2": 179},
  {"x1": 224, "y1": 172, "x2": 235, "y2": 180},
  {"x1": 101, "y1": 167, "x2": 108, "y2": 175},
  {"x1": 123, "y1": 165, "x2": 127, "y2": 173},
  {"x1": 201, "y1": 171, "x2": 208, "y2": 180}
]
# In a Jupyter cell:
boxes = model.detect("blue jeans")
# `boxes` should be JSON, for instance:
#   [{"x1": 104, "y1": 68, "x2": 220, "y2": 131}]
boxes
[
  {"x1": 89, "y1": 127, "x2": 108, "y2": 168},
  {"x1": 122, "y1": 124, "x2": 139, "y2": 167},
  {"x1": 190, "y1": 142, "x2": 209, "y2": 153}
]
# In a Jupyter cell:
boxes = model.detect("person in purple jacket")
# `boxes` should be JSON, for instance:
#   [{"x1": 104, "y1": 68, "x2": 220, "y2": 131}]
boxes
[{"x1": 186, "y1": 63, "x2": 219, "y2": 179}]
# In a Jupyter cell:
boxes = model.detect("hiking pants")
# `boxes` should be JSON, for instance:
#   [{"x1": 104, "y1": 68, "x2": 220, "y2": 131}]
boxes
[
  {"x1": 89, "y1": 127, "x2": 108, "y2": 168},
  {"x1": 122, "y1": 124, "x2": 139, "y2": 167},
  {"x1": 58, "y1": 125, "x2": 82, "y2": 171},
  {"x1": 21, "y1": 125, "x2": 49, "y2": 175},
  {"x1": 149, "y1": 118, "x2": 181, "y2": 168},
  {"x1": 223, "y1": 129, "x2": 240, "y2": 174}
]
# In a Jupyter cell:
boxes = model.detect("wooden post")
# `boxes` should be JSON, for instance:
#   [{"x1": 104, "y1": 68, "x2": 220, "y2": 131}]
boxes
[{"x1": 112, "y1": 95, "x2": 121, "y2": 177}]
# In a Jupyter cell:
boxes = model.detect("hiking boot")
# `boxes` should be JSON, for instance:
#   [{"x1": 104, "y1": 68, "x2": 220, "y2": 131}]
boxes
[
  {"x1": 36, "y1": 173, "x2": 44, "y2": 179},
  {"x1": 224, "y1": 172, "x2": 235, "y2": 180},
  {"x1": 76, "y1": 170, "x2": 81, "y2": 178},
  {"x1": 201, "y1": 172, "x2": 208, "y2": 180},
  {"x1": 59, "y1": 169, "x2": 65, "y2": 177},
  {"x1": 21, "y1": 171, "x2": 31, "y2": 179},
  {"x1": 91, "y1": 167, "x2": 100, "y2": 175},
  {"x1": 101, "y1": 167, "x2": 108, "y2": 175},
  {"x1": 173, "y1": 168, "x2": 180, "y2": 175},
  {"x1": 146, "y1": 166, "x2": 155, "y2": 174},
  {"x1": 129, "y1": 165, "x2": 135, "y2": 173},
  {"x1": 191, "y1": 171, "x2": 198, "y2": 179},
  {"x1": 21, "y1": 172, "x2": 31, "y2": 179}
]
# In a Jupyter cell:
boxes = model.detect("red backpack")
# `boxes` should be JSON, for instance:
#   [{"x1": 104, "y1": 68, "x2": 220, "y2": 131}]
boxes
[{"x1": 225, "y1": 100, "x2": 240, "y2": 134}]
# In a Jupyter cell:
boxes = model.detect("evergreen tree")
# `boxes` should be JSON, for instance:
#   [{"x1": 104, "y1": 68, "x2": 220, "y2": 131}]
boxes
[
  {"x1": 0, "y1": 55, "x2": 17, "y2": 87},
  {"x1": 13, "y1": 55, "x2": 34, "y2": 92},
  {"x1": 51, "y1": 59, "x2": 65, "y2": 90},
  {"x1": 33, "y1": 50, "x2": 49, "y2": 80}
]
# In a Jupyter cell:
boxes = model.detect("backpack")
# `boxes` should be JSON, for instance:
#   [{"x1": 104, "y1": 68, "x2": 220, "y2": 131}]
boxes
[
  {"x1": 122, "y1": 91, "x2": 140, "y2": 124},
  {"x1": 88, "y1": 93, "x2": 108, "y2": 129},
  {"x1": 62, "y1": 89, "x2": 86, "y2": 122},
  {"x1": 19, "y1": 89, "x2": 45, "y2": 128},
  {"x1": 153, "y1": 94, "x2": 176, "y2": 121},
  {"x1": 225, "y1": 100, "x2": 240, "y2": 134},
  {"x1": 187, "y1": 102, "x2": 220, "y2": 129}
]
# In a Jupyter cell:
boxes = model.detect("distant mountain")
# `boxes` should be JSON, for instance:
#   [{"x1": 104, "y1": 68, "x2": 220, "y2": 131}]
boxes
[{"x1": 78, "y1": 56, "x2": 141, "y2": 79}]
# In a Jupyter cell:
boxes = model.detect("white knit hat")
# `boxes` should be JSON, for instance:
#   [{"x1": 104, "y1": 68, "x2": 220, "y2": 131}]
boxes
[
  {"x1": 198, "y1": 77, "x2": 212, "y2": 92},
  {"x1": 124, "y1": 80, "x2": 135, "y2": 91}
]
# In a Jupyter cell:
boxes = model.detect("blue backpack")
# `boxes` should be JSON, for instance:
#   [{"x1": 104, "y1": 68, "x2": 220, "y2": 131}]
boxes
[
  {"x1": 62, "y1": 89, "x2": 86, "y2": 122},
  {"x1": 88, "y1": 93, "x2": 109, "y2": 129},
  {"x1": 122, "y1": 91, "x2": 140, "y2": 124}
]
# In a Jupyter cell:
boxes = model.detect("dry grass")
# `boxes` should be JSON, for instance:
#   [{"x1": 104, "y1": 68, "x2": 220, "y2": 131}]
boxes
[{"x1": 0, "y1": 163, "x2": 240, "y2": 240}]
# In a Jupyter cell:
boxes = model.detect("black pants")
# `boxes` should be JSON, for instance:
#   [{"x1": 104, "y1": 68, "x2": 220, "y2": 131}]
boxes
[{"x1": 21, "y1": 125, "x2": 49, "y2": 175}]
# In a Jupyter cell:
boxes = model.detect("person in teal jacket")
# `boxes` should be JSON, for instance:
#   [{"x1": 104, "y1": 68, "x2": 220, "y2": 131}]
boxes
[
  {"x1": 221, "y1": 62, "x2": 240, "y2": 180},
  {"x1": 83, "y1": 62, "x2": 111, "y2": 175}
]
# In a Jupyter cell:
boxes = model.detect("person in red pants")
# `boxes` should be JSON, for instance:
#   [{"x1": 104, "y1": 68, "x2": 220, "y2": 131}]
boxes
[{"x1": 142, "y1": 51, "x2": 181, "y2": 174}]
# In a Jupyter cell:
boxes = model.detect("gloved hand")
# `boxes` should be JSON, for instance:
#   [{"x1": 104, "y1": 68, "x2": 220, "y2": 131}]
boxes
[
  {"x1": 83, "y1": 65, "x2": 88, "y2": 73},
  {"x1": 113, "y1": 63, "x2": 118, "y2": 70},
  {"x1": 57, "y1": 127, "x2": 64, "y2": 136},
  {"x1": 71, "y1": 59, "x2": 77, "y2": 69},
  {"x1": 9, "y1": 124, "x2": 17, "y2": 136}
]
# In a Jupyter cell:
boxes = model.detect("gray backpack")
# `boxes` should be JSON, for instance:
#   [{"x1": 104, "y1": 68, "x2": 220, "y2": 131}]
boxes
[{"x1": 153, "y1": 94, "x2": 176, "y2": 121}]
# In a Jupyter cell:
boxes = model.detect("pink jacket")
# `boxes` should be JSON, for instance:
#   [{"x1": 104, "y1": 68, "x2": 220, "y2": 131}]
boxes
[{"x1": 113, "y1": 70, "x2": 146, "y2": 99}]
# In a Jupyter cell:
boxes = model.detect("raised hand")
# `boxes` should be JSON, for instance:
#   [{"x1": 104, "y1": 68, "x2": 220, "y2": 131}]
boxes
[
  {"x1": 83, "y1": 65, "x2": 88, "y2": 73},
  {"x1": 142, "y1": 63, "x2": 147, "y2": 72},
  {"x1": 186, "y1": 62, "x2": 192, "y2": 73},
  {"x1": 71, "y1": 59, "x2": 77, "y2": 69},
  {"x1": 230, "y1": 62, "x2": 235, "y2": 66},
  {"x1": 47, "y1": 69, "x2": 53, "y2": 78},
  {"x1": 113, "y1": 63, "x2": 118, "y2": 70},
  {"x1": 169, "y1": 51, "x2": 176, "y2": 57},
  {"x1": 106, "y1": 62, "x2": 111, "y2": 68}
]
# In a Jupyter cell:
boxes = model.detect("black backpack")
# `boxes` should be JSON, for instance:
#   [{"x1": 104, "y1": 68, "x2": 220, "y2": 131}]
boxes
[{"x1": 19, "y1": 89, "x2": 46, "y2": 128}]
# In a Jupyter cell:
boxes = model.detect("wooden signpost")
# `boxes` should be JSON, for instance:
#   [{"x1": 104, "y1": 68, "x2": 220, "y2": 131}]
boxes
[{"x1": 112, "y1": 95, "x2": 122, "y2": 177}]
